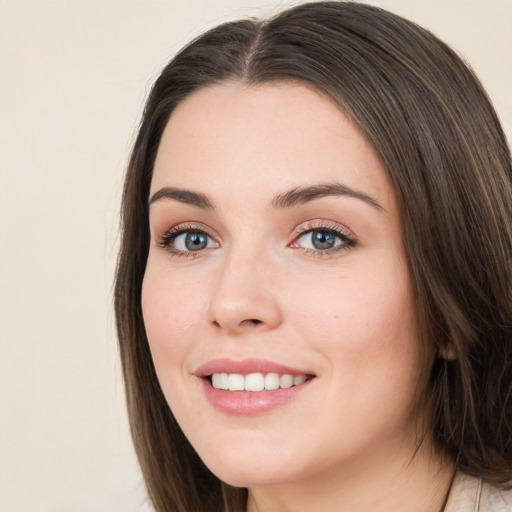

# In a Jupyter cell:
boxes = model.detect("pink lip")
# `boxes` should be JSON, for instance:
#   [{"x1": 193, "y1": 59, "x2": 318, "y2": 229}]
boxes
[{"x1": 194, "y1": 358, "x2": 315, "y2": 416}]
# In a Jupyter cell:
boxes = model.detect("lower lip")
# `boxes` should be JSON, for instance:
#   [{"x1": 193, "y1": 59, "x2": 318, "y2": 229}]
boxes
[{"x1": 200, "y1": 378, "x2": 313, "y2": 416}]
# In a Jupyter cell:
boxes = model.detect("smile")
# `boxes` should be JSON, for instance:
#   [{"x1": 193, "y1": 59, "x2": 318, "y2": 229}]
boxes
[
  {"x1": 211, "y1": 372, "x2": 308, "y2": 391},
  {"x1": 195, "y1": 358, "x2": 315, "y2": 415}
]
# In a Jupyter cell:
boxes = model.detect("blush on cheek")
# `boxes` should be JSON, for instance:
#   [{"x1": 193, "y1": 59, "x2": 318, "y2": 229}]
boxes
[{"x1": 141, "y1": 270, "x2": 203, "y2": 373}]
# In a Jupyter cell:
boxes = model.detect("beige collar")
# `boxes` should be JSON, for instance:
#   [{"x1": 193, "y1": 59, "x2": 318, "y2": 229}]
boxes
[
  {"x1": 444, "y1": 473, "x2": 512, "y2": 512},
  {"x1": 444, "y1": 473, "x2": 482, "y2": 512}
]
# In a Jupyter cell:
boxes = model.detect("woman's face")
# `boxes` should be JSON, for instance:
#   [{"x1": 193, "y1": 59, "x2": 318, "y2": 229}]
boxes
[{"x1": 142, "y1": 82, "x2": 424, "y2": 487}]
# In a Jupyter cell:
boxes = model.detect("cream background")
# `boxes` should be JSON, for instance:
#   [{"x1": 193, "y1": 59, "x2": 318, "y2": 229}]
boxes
[{"x1": 0, "y1": 1, "x2": 510, "y2": 510}]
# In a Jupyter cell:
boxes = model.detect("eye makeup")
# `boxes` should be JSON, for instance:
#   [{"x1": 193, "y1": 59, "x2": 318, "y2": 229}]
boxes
[
  {"x1": 154, "y1": 217, "x2": 357, "y2": 260},
  {"x1": 157, "y1": 223, "x2": 219, "y2": 258},
  {"x1": 289, "y1": 220, "x2": 357, "y2": 258}
]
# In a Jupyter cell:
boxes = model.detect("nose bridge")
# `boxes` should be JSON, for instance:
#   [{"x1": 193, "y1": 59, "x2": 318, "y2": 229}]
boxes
[{"x1": 207, "y1": 239, "x2": 282, "y2": 333}]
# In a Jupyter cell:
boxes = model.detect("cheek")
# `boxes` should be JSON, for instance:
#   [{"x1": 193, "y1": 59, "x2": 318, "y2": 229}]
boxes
[
  {"x1": 297, "y1": 269, "x2": 421, "y2": 433},
  {"x1": 292, "y1": 262, "x2": 420, "y2": 391},
  {"x1": 141, "y1": 263, "x2": 204, "y2": 375},
  {"x1": 294, "y1": 263, "x2": 417, "y2": 340}
]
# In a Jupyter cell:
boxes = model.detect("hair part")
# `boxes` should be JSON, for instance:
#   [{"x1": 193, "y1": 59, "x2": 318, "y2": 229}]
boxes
[{"x1": 115, "y1": 2, "x2": 512, "y2": 510}]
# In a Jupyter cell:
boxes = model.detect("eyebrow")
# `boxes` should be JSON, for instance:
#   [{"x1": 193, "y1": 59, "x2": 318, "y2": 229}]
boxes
[
  {"x1": 271, "y1": 183, "x2": 383, "y2": 211},
  {"x1": 149, "y1": 186, "x2": 215, "y2": 209},
  {"x1": 149, "y1": 182, "x2": 383, "y2": 212}
]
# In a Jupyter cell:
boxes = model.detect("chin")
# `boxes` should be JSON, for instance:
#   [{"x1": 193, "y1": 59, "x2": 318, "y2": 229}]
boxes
[
  {"x1": 208, "y1": 464, "x2": 293, "y2": 489},
  {"x1": 196, "y1": 440, "x2": 302, "y2": 488}
]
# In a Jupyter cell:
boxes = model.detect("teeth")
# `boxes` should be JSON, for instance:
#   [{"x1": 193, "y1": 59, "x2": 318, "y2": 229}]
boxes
[
  {"x1": 264, "y1": 372, "x2": 280, "y2": 390},
  {"x1": 227, "y1": 373, "x2": 245, "y2": 391},
  {"x1": 279, "y1": 374, "x2": 294, "y2": 389},
  {"x1": 210, "y1": 372, "x2": 309, "y2": 391},
  {"x1": 293, "y1": 375, "x2": 307, "y2": 385},
  {"x1": 245, "y1": 373, "x2": 265, "y2": 391},
  {"x1": 211, "y1": 372, "x2": 228, "y2": 390}
]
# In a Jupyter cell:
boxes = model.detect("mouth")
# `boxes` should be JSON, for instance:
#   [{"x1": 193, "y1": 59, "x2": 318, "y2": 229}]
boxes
[
  {"x1": 195, "y1": 359, "x2": 316, "y2": 415},
  {"x1": 209, "y1": 372, "x2": 312, "y2": 391}
]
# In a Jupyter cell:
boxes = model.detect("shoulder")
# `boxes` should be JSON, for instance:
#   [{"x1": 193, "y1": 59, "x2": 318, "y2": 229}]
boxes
[
  {"x1": 445, "y1": 472, "x2": 512, "y2": 512},
  {"x1": 481, "y1": 479, "x2": 512, "y2": 512}
]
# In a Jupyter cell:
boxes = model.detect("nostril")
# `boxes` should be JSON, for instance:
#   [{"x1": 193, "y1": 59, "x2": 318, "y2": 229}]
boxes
[
  {"x1": 212, "y1": 318, "x2": 261, "y2": 328},
  {"x1": 238, "y1": 319, "x2": 262, "y2": 327}
]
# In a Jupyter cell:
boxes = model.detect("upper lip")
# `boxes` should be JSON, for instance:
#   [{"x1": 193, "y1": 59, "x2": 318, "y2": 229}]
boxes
[{"x1": 195, "y1": 358, "x2": 313, "y2": 377}]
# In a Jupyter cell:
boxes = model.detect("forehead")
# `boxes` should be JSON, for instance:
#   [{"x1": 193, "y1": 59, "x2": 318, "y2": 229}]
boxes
[{"x1": 151, "y1": 81, "x2": 395, "y2": 211}]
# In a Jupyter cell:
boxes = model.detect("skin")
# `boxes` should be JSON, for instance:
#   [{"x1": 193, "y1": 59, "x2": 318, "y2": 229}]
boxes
[{"x1": 142, "y1": 82, "x2": 454, "y2": 512}]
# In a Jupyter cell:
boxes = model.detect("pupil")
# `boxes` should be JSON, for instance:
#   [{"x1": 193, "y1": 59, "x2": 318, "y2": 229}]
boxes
[
  {"x1": 185, "y1": 232, "x2": 207, "y2": 251},
  {"x1": 312, "y1": 231, "x2": 335, "y2": 250}
]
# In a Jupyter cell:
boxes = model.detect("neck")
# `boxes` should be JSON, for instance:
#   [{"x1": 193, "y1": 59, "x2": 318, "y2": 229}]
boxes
[{"x1": 246, "y1": 438, "x2": 454, "y2": 512}]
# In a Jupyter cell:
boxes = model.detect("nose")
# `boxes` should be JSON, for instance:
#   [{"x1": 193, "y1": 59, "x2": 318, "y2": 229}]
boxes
[{"x1": 207, "y1": 249, "x2": 283, "y2": 335}]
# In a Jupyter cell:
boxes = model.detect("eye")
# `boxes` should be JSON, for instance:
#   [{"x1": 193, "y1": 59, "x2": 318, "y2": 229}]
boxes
[
  {"x1": 299, "y1": 230, "x2": 341, "y2": 250},
  {"x1": 174, "y1": 231, "x2": 217, "y2": 251},
  {"x1": 290, "y1": 223, "x2": 356, "y2": 256},
  {"x1": 158, "y1": 226, "x2": 219, "y2": 256}
]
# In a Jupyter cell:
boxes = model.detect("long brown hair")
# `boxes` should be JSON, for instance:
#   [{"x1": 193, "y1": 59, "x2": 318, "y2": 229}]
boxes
[{"x1": 115, "y1": 2, "x2": 512, "y2": 510}]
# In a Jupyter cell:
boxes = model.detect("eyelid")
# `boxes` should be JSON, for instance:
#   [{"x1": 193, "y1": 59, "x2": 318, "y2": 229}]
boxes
[
  {"x1": 292, "y1": 219, "x2": 355, "y2": 239},
  {"x1": 290, "y1": 219, "x2": 357, "y2": 255},
  {"x1": 156, "y1": 222, "x2": 220, "y2": 256},
  {"x1": 154, "y1": 219, "x2": 356, "y2": 258}
]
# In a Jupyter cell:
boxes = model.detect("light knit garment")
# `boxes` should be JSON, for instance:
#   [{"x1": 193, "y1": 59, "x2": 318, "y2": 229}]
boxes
[{"x1": 444, "y1": 473, "x2": 512, "y2": 512}]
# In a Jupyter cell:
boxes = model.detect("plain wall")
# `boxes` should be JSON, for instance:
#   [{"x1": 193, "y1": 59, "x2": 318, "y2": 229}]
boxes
[{"x1": 1, "y1": 1, "x2": 510, "y2": 510}]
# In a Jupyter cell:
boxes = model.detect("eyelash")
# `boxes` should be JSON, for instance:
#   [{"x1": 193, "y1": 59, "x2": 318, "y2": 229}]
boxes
[
  {"x1": 291, "y1": 222, "x2": 357, "y2": 258},
  {"x1": 156, "y1": 221, "x2": 357, "y2": 258},
  {"x1": 157, "y1": 224, "x2": 218, "y2": 259}
]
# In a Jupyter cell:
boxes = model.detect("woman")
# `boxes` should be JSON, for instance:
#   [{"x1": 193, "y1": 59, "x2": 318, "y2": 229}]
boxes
[{"x1": 114, "y1": 2, "x2": 512, "y2": 511}]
